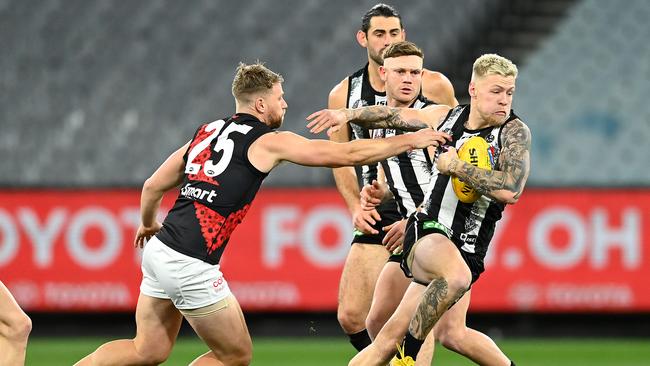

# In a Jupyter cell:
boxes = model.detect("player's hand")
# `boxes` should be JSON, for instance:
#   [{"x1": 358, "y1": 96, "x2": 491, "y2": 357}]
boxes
[
  {"x1": 134, "y1": 222, "x2": 162, "y2": 248},
  {"x1": 382, "y1": 219, "x2": 407, "y2": 253},
  {"x1": 436, "y1": 146, "x2": 458, "y2": 175},
  {"x1": 306, "y1": 109, "x2": 347, "y2": 136},
  {"x1": 360, "y1": 180, "x2": 385, "y2": 210},
  {"x1": 409, "y1": 128, "x2": 451, "y2": 149},
  {"x1": 353, "y1": 205, "x2": 381, "y2": 235}
]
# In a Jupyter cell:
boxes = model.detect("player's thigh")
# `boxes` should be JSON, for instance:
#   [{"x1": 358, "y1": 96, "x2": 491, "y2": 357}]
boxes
[
  {"x1": 367, "y1": 261, "x2": 411, "y2": 333},
  {"x1": 184, "y1": 294, "x2": 251, "y2": 359},
  {"x1": 338, "y1": 243, "x2": 390, "y2": 306},
  {"x1": 410, "y1": 234, "x2": 471, "y2": 288},
  {"x1": 133, "y1": 293, "x2": 183, "y2": 355}
]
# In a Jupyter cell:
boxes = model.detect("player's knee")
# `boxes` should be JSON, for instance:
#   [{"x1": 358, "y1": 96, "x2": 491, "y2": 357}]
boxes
[
  {"x1": 446, "y1": 275, "x2": 471, "y2": 297},
  {"x1": 6, "y1": 312, "x2": 31, "y2": 343},
  {"x1": 440, "y1": 267, "x2": 472, "y2": 299},
  {"x1": 222, "y1": 344, "x2": 252, "y2": 366},
  {"x1": 436, "y1": 326, "x2": 467, "y2": 352},
  {"x1": 225, "y1": 353, "x2": 252, "y2": 366},
  {"x1": 365, "y1": 311, "x2": 387, "y2": 338},
  {"x1": 364, "y1": 316, "x2": 380, "y2": 338},
  {"x1": 18, "y1": 313, "x2": 32, "y2": 342},
  {"x1": 136, "y1": 344, "x2": 173, "y2": 365},
  {"x1": 142, "y1": 352, "x2": 170, "y2": 365},
  {"x1": 337, "y1": 307, "x2": 366, "y2": 333},
  {"x1": 421, "y1": 276, "x2": 469, "y2": 309}
]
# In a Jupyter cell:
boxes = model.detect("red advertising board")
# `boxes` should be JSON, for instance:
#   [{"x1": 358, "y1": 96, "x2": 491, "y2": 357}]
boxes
[
  {"x1": 476, "y1": 189, "x2": 650, "y2": 312},
  {"x1": 0, "y1": 189, "x2": 648, "y2": 312}
]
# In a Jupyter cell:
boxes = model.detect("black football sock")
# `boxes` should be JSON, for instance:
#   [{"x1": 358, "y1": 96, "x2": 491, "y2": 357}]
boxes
[
  {"x1": 511, "y1": 361, "x2": 516, "y2": 366},
  {"x1": 348, "y1": 329, "x2": 372, "y2": 351},
  {"x1": 397, "y1": 331, "x2": 425, "y2": 360}
]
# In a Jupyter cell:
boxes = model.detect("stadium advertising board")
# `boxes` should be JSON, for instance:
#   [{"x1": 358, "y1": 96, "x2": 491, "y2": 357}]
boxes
[{"x1": 0, "y1": 189, "x2": 648, "y2": 312}]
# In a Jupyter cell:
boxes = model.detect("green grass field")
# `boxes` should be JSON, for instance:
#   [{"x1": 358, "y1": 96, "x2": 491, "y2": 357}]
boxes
[{"x1": 26, "y1": 337, "x2": 650, "y2": 365}]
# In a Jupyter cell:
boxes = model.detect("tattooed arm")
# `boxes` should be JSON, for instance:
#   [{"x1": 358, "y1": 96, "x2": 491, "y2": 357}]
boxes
[
  {"x1": 343, "y1": 105, "x2": 442, "y2": 130},
  {"x1": 438, "y1": 119, "x2": 531, "y2": 204},
  {"x1": 306, "y1": 104, "x2": 451, "y2": 135}
]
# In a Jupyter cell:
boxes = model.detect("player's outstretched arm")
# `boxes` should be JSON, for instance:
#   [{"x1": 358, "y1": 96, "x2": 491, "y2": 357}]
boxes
[
  {"x1": 248, "y1": 128, "x2": 449, "y2": 173},
  {"x1": 135, "y1": 141, "x2": 189, "y2": 248},
  {"x1": 437, "y1": 119, "x2": 531, "y2": 204},
  {"x1": 306, "y1": 104, "x2": 450, "y2": 135}
]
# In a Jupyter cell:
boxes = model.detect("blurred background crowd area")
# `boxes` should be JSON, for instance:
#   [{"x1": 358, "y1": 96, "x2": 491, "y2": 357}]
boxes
[{"x1": 2, "y1": 0, "x2": 649, "y2": 188}]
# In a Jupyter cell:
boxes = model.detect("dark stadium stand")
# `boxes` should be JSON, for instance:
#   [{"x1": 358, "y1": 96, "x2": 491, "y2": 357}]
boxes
[{"x1": 0, "y1": 0, "x2": 561, "y2": 188}]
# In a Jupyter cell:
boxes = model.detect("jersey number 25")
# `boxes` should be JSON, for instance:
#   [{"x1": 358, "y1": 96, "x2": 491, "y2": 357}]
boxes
[{"x1": 185, "y1": 119, "x2": 253, "y2": 177}]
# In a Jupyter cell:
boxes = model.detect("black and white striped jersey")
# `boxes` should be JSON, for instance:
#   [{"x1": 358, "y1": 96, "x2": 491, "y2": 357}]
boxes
[
  {"x1": 346, "y1": 64, "x2": 387, "y2": 186},
  {"x1": 422, "y1": 105, "x2": 519, "y2": 258},
  {"x1": 370, "y1": 96, "x2": 435, "y2": 218}
]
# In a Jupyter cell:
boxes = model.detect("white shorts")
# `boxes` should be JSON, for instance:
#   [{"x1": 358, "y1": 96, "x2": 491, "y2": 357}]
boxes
[{"x1": 140, "y1": 236, "x2": 231, "y2": 310}]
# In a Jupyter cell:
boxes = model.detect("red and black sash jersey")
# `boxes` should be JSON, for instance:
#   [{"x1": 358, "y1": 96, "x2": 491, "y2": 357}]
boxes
[{"x1": 156, "y1": 113, "x2": 273, "y2": 264}]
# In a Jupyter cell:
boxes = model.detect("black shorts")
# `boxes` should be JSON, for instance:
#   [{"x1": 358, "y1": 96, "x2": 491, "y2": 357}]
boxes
[
  {"x1": 387, "y1": 251, "x2": 403, "y2": 263},
  {"x1": 400, "y1": 212, "x2": 485, "y2": 284},
  {"x1": 350, "y1": 199, "x2": 401, "y2": 245}
]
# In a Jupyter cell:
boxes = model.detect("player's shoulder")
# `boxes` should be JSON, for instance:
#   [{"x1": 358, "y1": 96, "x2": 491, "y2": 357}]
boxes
[
  {"x1": 506, "y1": 111, "x2": 529, "y2": 129},
  {"x1": 328, "y1": 77, "x2": 349, "y2": 108},
  {"x1": 421, "y1": 68, "x2": 456, "y2": 105},
  {"x1": 422, "y1": 69, "x2": 453, "y2": 86},
  {"x1": 422, "y1": 68, "x2": 447, "y2": 82},
  {"x1": 501, "y1": 114, "x2": 531, "y2": 146},
  {"x1": 329, "y1": 77, "x2": 349, "y2": 98},
  {"x1": 257, "y1": 130, "x2": 303, "y2": 145}
]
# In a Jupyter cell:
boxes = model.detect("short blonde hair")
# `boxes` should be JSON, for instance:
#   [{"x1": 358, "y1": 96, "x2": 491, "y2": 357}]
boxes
[
  {"x1": 471, "y1": 54, "x2": 518, "y2": 81},
  {"x1": 231, "y1": 62, "x2": 284, "y2": 102}
]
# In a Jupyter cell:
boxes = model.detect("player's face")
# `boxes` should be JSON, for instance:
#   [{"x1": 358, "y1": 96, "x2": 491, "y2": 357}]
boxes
[
  {"x1": 470, "y1": 74, "x2": 516, "y2": 126},
  {"x1": 382, "y1": 55, "x2": 423, "y2": 106},
  {"x1": 363, "y1": 17, "x2": 404, "y2": 65},
  {"x1": 265, "y1": 83, "x2": 288, "y2": 129}
]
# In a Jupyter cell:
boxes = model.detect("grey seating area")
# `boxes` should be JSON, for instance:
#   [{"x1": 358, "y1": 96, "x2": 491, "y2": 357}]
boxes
[
  {"x1": 516, "y1": 0, "x2": 650, "y2": 186},
  {"x1": 0, "y1": 0, "x2": 502, "y2": 187},
  {"x1": 1, "y1": 0, "x2": 646, "y2": 188}
]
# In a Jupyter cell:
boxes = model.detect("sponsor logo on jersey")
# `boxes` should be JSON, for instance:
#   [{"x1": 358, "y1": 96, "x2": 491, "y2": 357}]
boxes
[{"x1": 180, "y1": 183, "x2": 218, "y2": 203}]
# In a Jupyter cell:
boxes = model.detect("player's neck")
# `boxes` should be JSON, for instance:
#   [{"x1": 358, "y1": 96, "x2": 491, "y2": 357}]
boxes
[
  {"x1": 236, "y1": 107, "x2": 266, "y2": 124},
  {"x1": 466, "y1": 107, "x2": 489, "y2": 130},
  {"x1": 367, "y1": 59, "x2": 385, "y2": 92},
  {"x1": 387, "y1": 96, "x2": 414, "y2": 108}
]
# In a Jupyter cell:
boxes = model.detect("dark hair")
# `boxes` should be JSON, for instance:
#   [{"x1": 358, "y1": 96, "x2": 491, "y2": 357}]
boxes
[
  {"x1": 361, "y1": 3, "x2": 402, "y2": 33},
  {"x1": 383, "y1": 41, "x2": 423, "y2": 61}
]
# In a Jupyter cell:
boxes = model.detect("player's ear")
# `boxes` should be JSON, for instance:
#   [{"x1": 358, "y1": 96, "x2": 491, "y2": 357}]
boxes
[
  {"x1": 468, "y1": 82, "x2": 477, "y2": 98},
  {"x1": 356, "y1": 30, "x2": 367, "y2": 47},
  {"x1": 400, "y1": 28, "x2": 406, "y2": 41},
  {"x1": 379, "y1": 66, "x2": 387, "y2": 81},
  {"x1": 254, "y1": 97, "x2": 266, "y2": 114}
]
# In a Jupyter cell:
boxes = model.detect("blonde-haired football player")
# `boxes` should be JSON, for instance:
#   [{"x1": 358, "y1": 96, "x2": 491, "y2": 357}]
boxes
[{"x1": 308, "y1": 53, "x2": 528, "y2": 366}]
